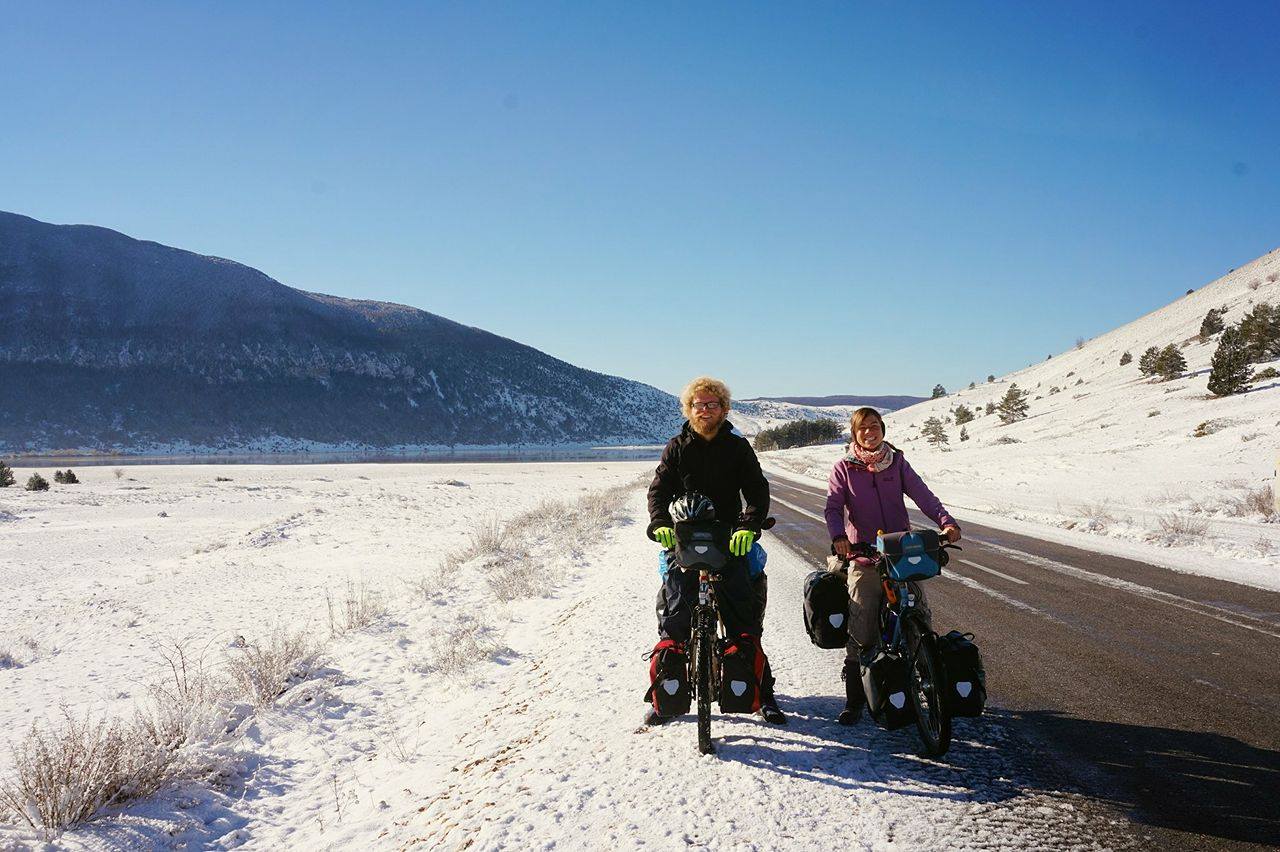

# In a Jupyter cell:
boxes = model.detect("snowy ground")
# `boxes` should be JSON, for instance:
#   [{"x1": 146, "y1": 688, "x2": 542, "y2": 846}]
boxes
[{"x1": 0, "y1": 463, "x2": 1121, "y2": 851}]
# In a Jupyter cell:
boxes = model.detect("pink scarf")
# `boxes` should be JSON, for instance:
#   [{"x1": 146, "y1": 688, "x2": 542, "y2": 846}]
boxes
[{"x1": 848, "y1": 441, "x2": 894, "y2": 473}]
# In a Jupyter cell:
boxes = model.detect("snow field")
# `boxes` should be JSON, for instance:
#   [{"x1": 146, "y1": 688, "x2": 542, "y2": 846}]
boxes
[
  {"x1": 0, "y1": 461, "x2": 647, "y2": 848},
  {"x1": 0, "y1": 462, "x2": 1121, "y2": 850}
]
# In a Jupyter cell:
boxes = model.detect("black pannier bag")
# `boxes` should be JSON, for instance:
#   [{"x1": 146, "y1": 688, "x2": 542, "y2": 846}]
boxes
[
  {"x1": 875, "y1": 529, "x2": 946, "y2": 582},
  {"x1": 938, "y1": 630, "x2": 986, "y2": 717},
  {"x1": 803, "y1": 569, "x2": 850, "y2": 649},
  {"x1": 861, "y1": 649, "x2": 915, "y2": 730},
  {"x1": 644, "y1": 639, "x2": 691, "y2": 716},
  {"x1": 718, "y1": 635, "x2": 765, "y2": 713}
]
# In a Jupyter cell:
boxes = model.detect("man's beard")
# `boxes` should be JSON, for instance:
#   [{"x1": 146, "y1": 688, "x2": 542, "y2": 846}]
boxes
[{"x1": 691, "y1": 414, "x2": 724, "y2": 439}]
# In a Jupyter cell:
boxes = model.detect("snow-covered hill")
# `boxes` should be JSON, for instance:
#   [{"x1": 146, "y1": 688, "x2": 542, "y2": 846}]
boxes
[
  {"x1": 767, "y1": 248, "x2": 1280, "y2": 588},
  {"x1": 729, "y1": 398, "x2": 858, "y2": 436}
]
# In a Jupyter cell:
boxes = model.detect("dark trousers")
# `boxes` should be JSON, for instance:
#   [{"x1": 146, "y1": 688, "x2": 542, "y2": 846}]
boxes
[
  {"x1": 655, "y1": 554, "x2": 776, "y2": 700},
  {"x1": 656, "y1": 554, "x2": 759, "y2": 642}
]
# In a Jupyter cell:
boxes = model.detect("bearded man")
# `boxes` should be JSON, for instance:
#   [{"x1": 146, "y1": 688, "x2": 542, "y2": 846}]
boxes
[{"x1": 642, "y1": 376, "x2": 786, "y2": 726}]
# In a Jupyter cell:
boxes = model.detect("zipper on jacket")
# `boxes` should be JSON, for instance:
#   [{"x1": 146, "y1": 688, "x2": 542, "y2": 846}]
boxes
[{"x1": 871, "y1": 468, "x2": 890, "y2": 537}]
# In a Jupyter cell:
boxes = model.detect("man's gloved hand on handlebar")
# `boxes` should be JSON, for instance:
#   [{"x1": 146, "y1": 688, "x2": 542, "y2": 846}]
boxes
[
  {"x1": 652, "y1": 526, "x2": 676, "y2": 549},
  {"x1": 728, "y1": 529, "x2": 756, "y2": 557}
]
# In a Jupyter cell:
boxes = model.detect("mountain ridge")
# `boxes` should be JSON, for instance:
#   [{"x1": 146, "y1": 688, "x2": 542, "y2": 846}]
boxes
[{"x1": 0, "y1": 211, "x2": 683, "y2": 452}]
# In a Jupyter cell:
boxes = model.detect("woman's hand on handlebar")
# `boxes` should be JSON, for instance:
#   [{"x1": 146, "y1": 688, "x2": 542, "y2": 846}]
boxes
[
  {"x1": 832, "y1": 537, "x2": 853, "y2": 559},
  {"x1": 942, "y1": 525, "x2": 961, "y2": 544}
]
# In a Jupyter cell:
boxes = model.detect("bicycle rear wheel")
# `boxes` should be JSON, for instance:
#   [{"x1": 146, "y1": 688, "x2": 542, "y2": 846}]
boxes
[
  {"x1": 694, "y1": 608, "x2": 714, "y2": 754},
  {"x1": 903, "y1": 614, "x2": 951, "y2": 757}
]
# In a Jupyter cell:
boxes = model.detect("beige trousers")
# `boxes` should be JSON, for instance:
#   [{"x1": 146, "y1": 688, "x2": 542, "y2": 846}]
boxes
[{"x1": 846, "y1": 560, "x2": 932, "y2": 657}]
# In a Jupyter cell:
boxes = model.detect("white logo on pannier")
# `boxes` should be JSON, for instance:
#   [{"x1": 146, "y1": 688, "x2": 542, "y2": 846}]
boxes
[
  {"x1": 828, "y1": 613, "x2": 844, "y2": 628},
  {"x1": 662, "y1": 679, "x2": 680, "y2": 695},
  {"x1": 889, "y1": 692, "x2": 906, "y2": 709},
  {"x1": 694, "y1": 545, "x2": 709, "y2": 554},
  {"x1": 907, "y1": 556, "x2": 922, "y2": 564},
  {"x1": 730, "y1": 681, "x2": 748, "y2": 697},
  {"x1": 956, "y1": 681, "x2": 972, "y2": 698}
]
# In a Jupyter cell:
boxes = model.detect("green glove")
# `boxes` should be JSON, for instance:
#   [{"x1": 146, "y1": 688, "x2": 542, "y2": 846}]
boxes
[
  {"x1": 729, "y1": 529, "x2": 756, "y2": 557},
  {"x1": 653, "y1": 527, "x2": 676, "y2": 549}
]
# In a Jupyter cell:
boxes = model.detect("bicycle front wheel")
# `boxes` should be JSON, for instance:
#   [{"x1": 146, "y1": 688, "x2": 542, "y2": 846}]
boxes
[
  {"x1": 695, "y1": 609, "x2": 714, "y2": 755},
  {"x1": 903, "y1": 614, "x2": 951, "y2": 757}
]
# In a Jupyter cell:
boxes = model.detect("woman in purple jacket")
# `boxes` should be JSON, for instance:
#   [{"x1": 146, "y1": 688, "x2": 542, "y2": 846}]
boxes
[{"x1": 825, "y1": 406, "x2": 961, "y2": 725}]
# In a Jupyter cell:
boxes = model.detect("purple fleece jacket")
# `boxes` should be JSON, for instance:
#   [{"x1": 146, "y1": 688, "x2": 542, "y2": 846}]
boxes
[{"x1": 824, "y1": 447, "x2": 957, "y2": 544}]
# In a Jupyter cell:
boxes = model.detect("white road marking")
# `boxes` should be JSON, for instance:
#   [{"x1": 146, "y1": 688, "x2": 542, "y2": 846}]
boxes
[
  {"x1": 959, "y1": 558, "x2": 1029, "y2": 586},
  {"x1": 975, "y1": 539, "x2": 1280, "y2": 641},
  {"x1": 770, "y1": 494, "x2": 825, "y2": 523},
  {"x1": 943, "y1": 569, "x2": 1063, "y2": 623}
]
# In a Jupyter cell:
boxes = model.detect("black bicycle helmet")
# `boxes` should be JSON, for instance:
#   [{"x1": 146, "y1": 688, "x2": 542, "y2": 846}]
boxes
[{"x1": 669, "y1": 492, "x2": 716, "y2": 522}]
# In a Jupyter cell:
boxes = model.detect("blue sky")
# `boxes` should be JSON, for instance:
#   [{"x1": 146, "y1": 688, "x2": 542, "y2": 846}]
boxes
[{"x1": 3, "y1": 1, "x2": 1278, "y2": 397}]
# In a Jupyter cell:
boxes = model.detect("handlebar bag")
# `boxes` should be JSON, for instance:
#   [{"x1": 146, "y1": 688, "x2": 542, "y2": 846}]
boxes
[
  {"x1": 937, "y1": 630, "x2": 986, "y2": 717},
  {"x1": 673, "y1": 522, "x2": 730, "y2": 573},
  {"x1": 860, "y1": 648, "x2": 915, "y2": 730},
  {"x1": 803, "y1": 569, "x2": 850, "y2": 649},
  {"x1": 877, "y1": 529, "x2": 944, "y2": 582}
]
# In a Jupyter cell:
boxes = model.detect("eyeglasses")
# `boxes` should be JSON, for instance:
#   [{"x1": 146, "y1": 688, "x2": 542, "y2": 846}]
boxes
[{"x1": 691, "y1": 401, "x2": 722, "y2": 411}]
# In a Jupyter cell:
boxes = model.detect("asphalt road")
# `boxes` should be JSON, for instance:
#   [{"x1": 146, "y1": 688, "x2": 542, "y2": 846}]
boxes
[{"x1": 764, "y1": 470, "x2": 1280, "y2": 851}]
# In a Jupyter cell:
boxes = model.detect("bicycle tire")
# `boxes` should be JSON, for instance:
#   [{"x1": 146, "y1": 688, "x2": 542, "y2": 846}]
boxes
[
  {"x1": 903, "y1": 614, "x2": 951, "y2": 757},
  {"x1": 695, "y1": 608, "x2": 714, "y2": 755}
]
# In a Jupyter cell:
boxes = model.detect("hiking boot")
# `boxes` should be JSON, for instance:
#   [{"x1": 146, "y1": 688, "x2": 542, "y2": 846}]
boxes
[
  {"x1": 642, "y1": 707, "x2": 674, "y2": 727},
  {"x1": 758, "y1": 702, "x2": 789, "y2": 725},
  {"x1": 755, "y1": 661, "x2": 787, "y2": 724},
  {"x1": 838, "y1": 660, "x2": 865, "y2": 726}
]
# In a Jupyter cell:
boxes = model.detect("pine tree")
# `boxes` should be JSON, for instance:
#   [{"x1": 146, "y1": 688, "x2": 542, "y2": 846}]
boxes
[
  {"x1": 1198, "y1": 307, "x2": 1227, "y2": 341},
  {"x1": 953, "y1": 404, "x2": 974, "y2": 425},
  {"x1": 1154, "y1": 344, "x2": 1186, "y2": 380},
  {"x1": 968, "y1": 381, "x2": 975, "y2": 389},
  {"x1": 1119, "y1": 351, "x2": 1132, "y2": 366},
  {"x1": 931, "y1": 384, "x2": 947, "y2": 399},
  {"x1": 987, "y1": 374, "x2": 995, "y2": 383},
  {"x1": 985, "y1": 401, "x2": 995, "y2": 415},
  {"x1": 25, "y1": 473, "x2": 49, "y2": 492},
  {"x1": 62, "y1": 469, "x2": 80, "y2": 484},
  {"x1": 1207, "y1": 325, "x2": 1254, "y2": 396},
  {"x1": 921, "y1": 417, "x2": 949, "y2": 445},
  {"x1": 1238, "y1": 302, "x2": 1280, "y2": 361},
  {"x1": 1137, "y1": 346, "x2": 1160, "y2": 376},
  {"x1": 0, "y1": 461, "x2": 14, "y2": 488},
  {"x1": 996, "y1": 384, "x2": 1030, "y2": 424},
  {"x1": 53, "y1": 470, "x2": 66, "y2": 484},
  {"x1": 959, "y1": 425, "x2": 970, "y2": 442}
]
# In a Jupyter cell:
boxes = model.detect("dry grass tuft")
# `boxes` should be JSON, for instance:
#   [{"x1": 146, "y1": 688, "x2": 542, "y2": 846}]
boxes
[
  {"x1": 0, "y1": 709, "x2": 173, "y2": 835},
  {"x1": 225, "y1": 627, "x2": 320, "y2": 707},
  {"x1": 417, "y1": 617, "x2": 504, "y2": 680},
  {"x1": 1156, "y1": 514, "x2": 1210, "y2": 545},
  {"x1": 1225, "y1": 484, "x2": 1276, "y2": 520},
  {"x1": 325, "y1": 580, "x2": 388, "y2": 634}
]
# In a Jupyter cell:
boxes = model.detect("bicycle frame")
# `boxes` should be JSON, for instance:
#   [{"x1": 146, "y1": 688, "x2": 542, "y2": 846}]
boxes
[
  {"x1": 870, "y1": 539, "x2": 953, "y2": 757},
  {"x1": 674, "y1": 520, "x2": 731, "y2": 755}
]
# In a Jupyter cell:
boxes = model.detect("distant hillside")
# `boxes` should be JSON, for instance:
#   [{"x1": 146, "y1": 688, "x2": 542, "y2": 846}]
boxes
[
  {"x1": 766, "y1": 246, "x2": 1280, "y2": 583},
  {"x1": 0, "y1": 212, "x2": 685, "y2": 453},
  {"x1": 730, "y1": 398, "x2": 858, "y2": 437},
  {"x1": 746, "y1": 395, "x2": 926, "y2": 410}
]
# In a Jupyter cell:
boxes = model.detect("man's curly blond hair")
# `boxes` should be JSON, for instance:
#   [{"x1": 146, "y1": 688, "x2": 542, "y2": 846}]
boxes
[{"x1": 680, "y1": 376, "x2": 732, "y2": 419}]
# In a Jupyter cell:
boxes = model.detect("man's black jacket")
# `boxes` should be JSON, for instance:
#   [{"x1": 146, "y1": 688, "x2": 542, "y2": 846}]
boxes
[{"x1": 646, "y1": 420, "x2": 770, "y2": 539}]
